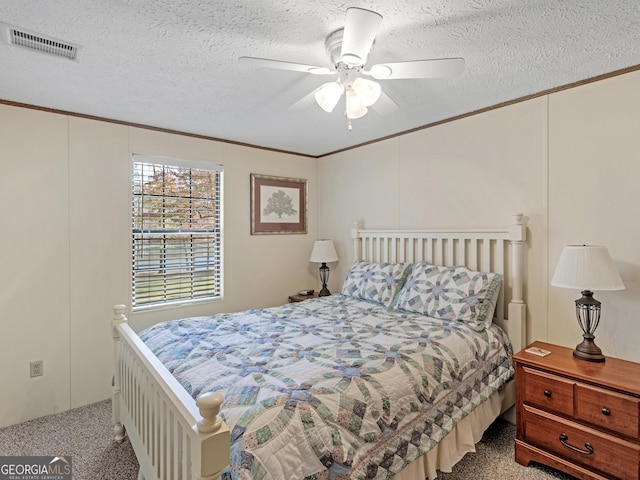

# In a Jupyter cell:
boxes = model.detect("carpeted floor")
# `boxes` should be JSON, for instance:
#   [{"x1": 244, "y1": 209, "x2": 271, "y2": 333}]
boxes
[
  {"x1": 0, "y1": 400, "x2": 138, "y2": 480},
  {"x1": 0, "y1": 400, "x2": 576, "y2": 479}
]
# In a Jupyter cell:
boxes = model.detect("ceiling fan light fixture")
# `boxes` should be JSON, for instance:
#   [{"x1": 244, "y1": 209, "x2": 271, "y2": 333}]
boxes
[
  {"x1": 239, "y1": 6, "x2": 467, "y2": 129},
  {"x1": 345, "y1": 89, "x2": 367, "y2": 119},
  {"x1": 352, "y1": 77, "x2": 381, "y2": 106},
  {"x1": 315, "y1": 82, "x2": 344, "y2": 112},
  {"x1": 370, "y1": 64, "x2": 392, "y2": 79}
]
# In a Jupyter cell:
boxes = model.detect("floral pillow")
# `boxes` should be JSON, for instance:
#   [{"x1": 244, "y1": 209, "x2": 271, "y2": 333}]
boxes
[
  {"x1": 340, "y1": 260, "x2": 412, "y2": 308},
  {"x1": 393, "y1": 261, "x2": 503, "y2": 331}
]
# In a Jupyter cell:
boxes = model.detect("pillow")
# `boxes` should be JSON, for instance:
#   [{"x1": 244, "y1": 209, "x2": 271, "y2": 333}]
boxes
[
  {"x1": 340, "y1": 260, "x2": 412, "y2": 308},
  {"x1": 393, "y1": 261, "x2": 503, "y2": 331}
]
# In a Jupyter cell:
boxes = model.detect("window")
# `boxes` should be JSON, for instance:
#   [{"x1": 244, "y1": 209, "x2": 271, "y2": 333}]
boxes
[{"x1": 132, "y1": 155, "x2": 223, "y2": 308}]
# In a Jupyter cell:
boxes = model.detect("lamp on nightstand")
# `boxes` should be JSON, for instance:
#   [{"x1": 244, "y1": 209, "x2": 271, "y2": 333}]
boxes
[
  {"x1": 551, "y1": 245, "x2": 625, "y2": 362},
  {"x1": 309, "y1": 240, "x2": 338, "y2": 297}
]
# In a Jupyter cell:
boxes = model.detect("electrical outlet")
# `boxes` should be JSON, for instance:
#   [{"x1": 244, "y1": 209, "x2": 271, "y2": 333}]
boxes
[{"x1": 30, "y1": 360, "x2": 43, "y2": 378}]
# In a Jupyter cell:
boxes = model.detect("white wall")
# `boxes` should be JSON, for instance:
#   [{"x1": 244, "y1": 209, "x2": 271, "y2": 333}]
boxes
[
  {"x1": 319, "y1": 69, "x2": 640, "y2": 364},
  {"x1": 0, "y1": 106, "x2": 318, "y2": 428},
  {"x1": 69, "y1": 118, "x2": 130, "y2": 409},
  {"x1": 548, "y1": 71, "x2": 640, "y2": 361},
  {"x1": 1, "y1": 107, "x2": 71, "y2": 425}
]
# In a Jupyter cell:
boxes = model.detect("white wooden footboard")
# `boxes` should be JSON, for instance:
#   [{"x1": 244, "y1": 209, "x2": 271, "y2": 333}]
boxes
[{"x1": 112, "y1": 305, "x2": 230, "y2": 480}]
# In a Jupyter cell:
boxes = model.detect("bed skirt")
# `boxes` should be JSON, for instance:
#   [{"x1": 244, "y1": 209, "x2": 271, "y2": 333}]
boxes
[{"x1": 392, "y1": 389, "x2": 504, "y2": 480}]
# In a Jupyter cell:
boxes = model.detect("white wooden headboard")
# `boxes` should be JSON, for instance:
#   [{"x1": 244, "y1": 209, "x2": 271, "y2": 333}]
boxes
[{"x1": 351, "y1": 213, "x2": 527, "y2": 355}]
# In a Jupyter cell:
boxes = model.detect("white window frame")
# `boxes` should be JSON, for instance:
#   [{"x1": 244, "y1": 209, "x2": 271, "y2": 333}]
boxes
[{"x1": 131, "y1": 154, "x2": 223, "y2": 310}]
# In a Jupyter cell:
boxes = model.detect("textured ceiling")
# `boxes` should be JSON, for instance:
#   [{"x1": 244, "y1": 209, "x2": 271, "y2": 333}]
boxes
[{"x1": 1, "y1": 1, "x2": 639, "y2": 157}]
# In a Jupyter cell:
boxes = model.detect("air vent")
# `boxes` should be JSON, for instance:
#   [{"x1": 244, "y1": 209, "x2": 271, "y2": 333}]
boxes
[{"x1": 0, "y1": 22, "x2": 82, "y2": 62}]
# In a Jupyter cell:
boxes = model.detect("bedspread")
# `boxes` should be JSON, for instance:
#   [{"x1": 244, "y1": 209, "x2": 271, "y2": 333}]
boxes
[{"x1": 139, "y1": 295, "x2": 514, "y2": 480}]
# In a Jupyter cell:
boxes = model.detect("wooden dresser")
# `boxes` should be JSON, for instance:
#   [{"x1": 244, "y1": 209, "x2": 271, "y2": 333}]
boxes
[{"x1": 514, "y1": 341, "x2": 640, "y2": 480}]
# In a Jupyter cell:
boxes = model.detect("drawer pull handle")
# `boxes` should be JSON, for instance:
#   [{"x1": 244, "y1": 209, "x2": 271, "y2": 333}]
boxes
[
  {"x1": 601, "y1": 407, "x2": 611, "y2": 416},
  {"x1": 559, "y1": 433, "x2": 594, "y2": 455},
  {"x1": 543, "y1": 390, "x2": 552, "y2": 397}
]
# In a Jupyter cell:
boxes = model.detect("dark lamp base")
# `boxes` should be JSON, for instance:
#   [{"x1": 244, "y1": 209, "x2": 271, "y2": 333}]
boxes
[
  {"x1": 318, "y1": 263, "x2": 331, "y2": 297},
  {"x1": 318, "y1": 287, "x2": 331, "y2": 297},
  {"x1": 573, "y1": 337, "x2": 605, "y2": 362}
]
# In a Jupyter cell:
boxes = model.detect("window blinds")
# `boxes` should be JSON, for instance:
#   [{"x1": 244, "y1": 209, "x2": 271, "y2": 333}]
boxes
[{"x1": 132, "y1": 156, "x2": 223, "y2": 308}]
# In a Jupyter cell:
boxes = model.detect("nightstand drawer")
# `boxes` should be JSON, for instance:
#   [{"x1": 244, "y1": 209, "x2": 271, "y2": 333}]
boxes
[
  {"x1": 523, "y1": 366, "x2": 575, "y2": 417},
  {"x1": 524, "y1": 406, "x2": 640, "y2": 480},
  {"x1": 576, "y1": 383, "x2": 640, "y2": 439}
]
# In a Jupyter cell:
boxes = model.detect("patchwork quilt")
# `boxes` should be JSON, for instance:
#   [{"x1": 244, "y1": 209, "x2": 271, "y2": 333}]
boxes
[{"x1": 139, "y1": 295, "x2": 514, "y2": 480}]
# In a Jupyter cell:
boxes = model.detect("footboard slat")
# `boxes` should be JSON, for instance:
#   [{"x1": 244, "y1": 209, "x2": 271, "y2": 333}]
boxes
[
  {"x1": 182, "y1": 429, "x2": 189, "y2": 479},
  {"x1": 168, "y1": 411, "x2": 173, "y2": 478},
  {"x1": 143, "y1": 377, "x2": 149, "y2": 457},
  {"x1": 112, "y1": 306, "x2": 230, "y2": 480},
  {"x1": 160, "y1": 397, "x2": 167, "y2": 479},
  {"x1": 154, "y1": 392, "x2": 159, "y2": 478}
]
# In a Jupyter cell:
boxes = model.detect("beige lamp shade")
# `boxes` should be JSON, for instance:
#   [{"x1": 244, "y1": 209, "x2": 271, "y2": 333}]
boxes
[
  {"x1": 551, "y1": 245, "x2": 625, "y2": 291},
  {"x1": 309, "y1": 240, "x2": 338, "y2": 263}
]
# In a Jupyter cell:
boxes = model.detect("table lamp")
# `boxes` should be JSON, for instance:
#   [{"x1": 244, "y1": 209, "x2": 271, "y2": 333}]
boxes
[
  {"x1": 551, "y1": 245, "x2": 625, "y2": 362},
  {"x1": 309, "y1": 240, "x2": 338, "y2": 296}
]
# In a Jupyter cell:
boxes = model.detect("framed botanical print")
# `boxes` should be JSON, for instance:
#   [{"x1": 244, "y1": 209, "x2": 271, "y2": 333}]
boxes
[{"x1": 250, "y1": 174, "x2": 307, "y2": 234}]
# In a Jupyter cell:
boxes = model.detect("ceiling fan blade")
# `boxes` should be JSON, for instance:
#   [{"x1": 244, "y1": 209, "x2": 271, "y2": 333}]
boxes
[
  {"x1": 370, "y1": 91, "x2": 399, "y2": 115},
  {"x1": 369, "y1": 58, "x2": 465, "y2": 80},
  {"x1": 340, "y1": 7, "x2": 382, "y2": 66},
  {"x1": 238, "y1": 56, "x2": 334, "y2": 75}
]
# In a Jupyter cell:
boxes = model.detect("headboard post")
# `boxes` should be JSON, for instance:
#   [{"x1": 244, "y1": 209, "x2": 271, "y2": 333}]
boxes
[
  {"x1": 508, "y1": 213, "x2": 526, "y2": 352},
  {"x1": 351, "y1": 222, "x2": 362, "y2": 262}
]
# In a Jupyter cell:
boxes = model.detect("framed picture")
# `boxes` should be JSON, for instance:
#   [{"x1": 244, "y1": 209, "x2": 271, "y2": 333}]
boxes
[{"x1": 250, "y1": 174, "x2": 307, "y2": 235}]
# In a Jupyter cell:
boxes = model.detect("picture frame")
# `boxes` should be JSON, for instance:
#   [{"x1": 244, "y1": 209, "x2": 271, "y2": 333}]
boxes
[{"x1": 250, "y1": 174, "x2": 307, "y2": 235}]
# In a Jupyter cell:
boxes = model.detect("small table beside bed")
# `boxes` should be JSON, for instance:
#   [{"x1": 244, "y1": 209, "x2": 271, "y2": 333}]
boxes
[{"x1": 111, "y1": 213, "x2": 527, "y2": 480}]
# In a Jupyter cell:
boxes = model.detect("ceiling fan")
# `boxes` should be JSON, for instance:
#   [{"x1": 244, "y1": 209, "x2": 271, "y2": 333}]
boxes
[{"x1": 239, "y1": 7, "x2": 465, "y2": 130}]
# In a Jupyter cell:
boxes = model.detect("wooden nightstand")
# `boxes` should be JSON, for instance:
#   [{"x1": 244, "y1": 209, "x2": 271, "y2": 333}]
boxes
[
  {"x1": 288, "y1": 292, "x2": 319, "y2": 303},
  {"x1": 514, "y1": 341, "x2": 640, "y2": 480}
]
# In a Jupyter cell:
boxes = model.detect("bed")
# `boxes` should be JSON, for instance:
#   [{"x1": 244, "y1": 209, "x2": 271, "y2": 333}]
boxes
[{"x1": 111, "y1": 213, "x2": 527, "y2": 480}]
